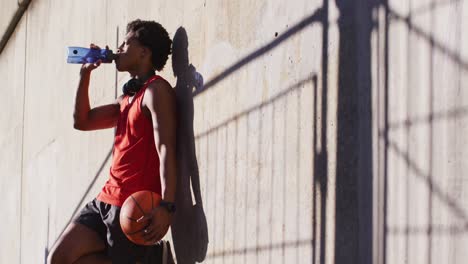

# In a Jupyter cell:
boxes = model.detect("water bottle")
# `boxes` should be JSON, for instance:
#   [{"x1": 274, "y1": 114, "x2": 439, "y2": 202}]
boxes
[{"x1": 66, "y1": 47, "x2": 116, "y2": 64}]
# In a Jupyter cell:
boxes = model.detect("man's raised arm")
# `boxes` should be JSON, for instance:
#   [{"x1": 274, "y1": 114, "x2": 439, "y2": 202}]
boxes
[{"x1": 73, "y1": 55, "x2": 121, "y2": 131}]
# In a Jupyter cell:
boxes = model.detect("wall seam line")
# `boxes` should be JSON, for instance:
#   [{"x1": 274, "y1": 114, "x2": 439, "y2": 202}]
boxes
[{"x1": 19, "y1": 9, "x2": 28, "y2": 264}]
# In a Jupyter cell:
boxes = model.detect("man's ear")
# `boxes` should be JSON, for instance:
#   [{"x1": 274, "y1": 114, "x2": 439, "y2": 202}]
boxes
[{"x1": 141, "y1": 46, "x2": 152, "y2": 59}]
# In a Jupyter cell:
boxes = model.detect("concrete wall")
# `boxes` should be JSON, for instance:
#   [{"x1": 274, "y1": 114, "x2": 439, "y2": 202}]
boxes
[
  {"x1": 0, "y1": 0, "x2": 18, "y2": 35},
  {"x1": 0, "y1": 5, "x2": 26, "y2": 263},
  {"x1": 382, "y1": 1, "x2": 468, "y2": 263},
  {"x1": 0, "y1": 0, "x2": 467, "y2": 263}
]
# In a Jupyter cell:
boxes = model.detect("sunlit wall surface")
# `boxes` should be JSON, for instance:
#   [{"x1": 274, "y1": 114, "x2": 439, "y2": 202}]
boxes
[{"x1": 0, "y1": 0, "x2": 466, "y2": 263}]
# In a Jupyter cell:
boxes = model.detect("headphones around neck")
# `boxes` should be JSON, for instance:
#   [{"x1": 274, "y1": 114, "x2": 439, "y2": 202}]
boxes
[
  {"x1": 122, "y1": 78, "x2": 144, "y2": 96},
  {"x1": 122, "y1": 72, "x2": 156, "y2": 96}
]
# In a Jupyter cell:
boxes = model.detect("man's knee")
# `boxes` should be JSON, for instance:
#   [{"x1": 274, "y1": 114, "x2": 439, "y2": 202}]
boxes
[
  {"x1": 47, "y1": 245, "x2": 70, "y2": 264},
  {"x1": 47, "y1": 222, "x2": 107, "y2": 264}
]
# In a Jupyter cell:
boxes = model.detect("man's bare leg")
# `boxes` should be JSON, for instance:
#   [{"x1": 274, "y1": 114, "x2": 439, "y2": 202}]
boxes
[{"x1": 47, "y1": 222, "x2": 109, "y2": 264}]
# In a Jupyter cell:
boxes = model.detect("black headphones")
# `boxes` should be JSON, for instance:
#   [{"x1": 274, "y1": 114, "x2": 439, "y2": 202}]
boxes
[
  {"x1": 122, "y1": 72, "x2": 156, "y2": 96},
  {"x1": 122, "y1": 78, "x2": 144, "y2": 96}
]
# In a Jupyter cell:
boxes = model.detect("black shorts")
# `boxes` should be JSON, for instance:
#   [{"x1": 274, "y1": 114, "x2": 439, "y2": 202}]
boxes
[{"x1": 74, "y1": 199, "x2": 169, "y2": 263}]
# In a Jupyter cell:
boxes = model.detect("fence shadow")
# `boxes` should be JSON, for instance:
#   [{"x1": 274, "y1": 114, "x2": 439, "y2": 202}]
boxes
[
  {"x1": 334, "y1": 0, "x2": 375, "y2": 263},
  {"x1": 379, "y1": 1, "x2": 468, "y2": 263}
]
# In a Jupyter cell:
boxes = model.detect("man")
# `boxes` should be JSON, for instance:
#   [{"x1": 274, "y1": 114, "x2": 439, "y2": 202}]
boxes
[{"x1": 48, "y1": 19, "x2": 177, "y2": 263}]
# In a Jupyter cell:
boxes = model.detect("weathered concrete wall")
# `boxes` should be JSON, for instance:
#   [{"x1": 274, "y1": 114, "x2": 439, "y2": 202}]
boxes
[
  {"x1": 0, "y1": 0, "x2": 467, "y2": 263},
  {"x1": 0, "y1": 8, "x2": 26, "y2": 264},
  {"x1": 0, "y1": 0, "x2": 18, "y2": 35},
  {"x1": 381, "y1": 1, "x2": 468, "y2": 263}
]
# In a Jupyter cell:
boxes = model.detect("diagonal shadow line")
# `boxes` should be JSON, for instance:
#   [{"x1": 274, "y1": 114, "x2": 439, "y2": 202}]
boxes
[
  {"x1": 194, "y1": 75, "x2": 316, "y2": 140},
  {"x1": 382, "y1": 107, "x2": 468, "y2": 132},
  {"x1": 49, "y1": 149, "x2": 113, "y2": 250},
  {"x1": 193, "y1": 8, "x2": 323, "y2": 96},
  {"x1": 388, "y1": 7, "x2": 468, "y2": 71},
  {"x1": 408, "y1": 0, "x2": 461, "y2": 17},
  {"x1": 386, "y1": 140, "x2": 468, "y2": 224},
  {"x1": 387, "y1": 225, "x2": 468, "y2": 235}
]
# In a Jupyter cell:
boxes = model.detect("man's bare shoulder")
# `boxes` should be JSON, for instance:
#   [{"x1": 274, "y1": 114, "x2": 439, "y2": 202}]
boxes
[{"x1": 145, "y1": 79, "x2": 175, "y2": 102}]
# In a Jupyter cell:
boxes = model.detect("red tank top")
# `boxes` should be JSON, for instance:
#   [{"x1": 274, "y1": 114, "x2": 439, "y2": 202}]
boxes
[{"x1": 97, "y1": 75, "x2": 163, "y2": 206}]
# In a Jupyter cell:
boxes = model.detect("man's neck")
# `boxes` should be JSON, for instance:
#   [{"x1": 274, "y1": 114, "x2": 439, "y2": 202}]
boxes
[{"x1": 130, "y1": 67, "x2": 155, "y2": 83}]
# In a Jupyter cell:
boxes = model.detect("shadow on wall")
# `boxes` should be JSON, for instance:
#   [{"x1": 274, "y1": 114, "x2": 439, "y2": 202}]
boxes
[
  {"x1": 335, "y1": 1, "x2": 468, "y2": 263},
  {"x1": 191, "y1": 7, "x2": 322, "y2": 264},
  {"x1": 171, "y1": 27, "x2": 209, "y2": 264},
  {"x1": 381, "y1": 1, "x2": 468, "y2": 263},
  {"x1": 334, "y1": 0, "x2": 374, "y2": 263},
  {"x1": 43, "y1": 1, "x2": 468, "y2": 264}
]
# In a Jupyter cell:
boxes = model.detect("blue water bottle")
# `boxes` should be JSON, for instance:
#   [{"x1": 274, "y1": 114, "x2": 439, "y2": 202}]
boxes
[{"x1": 66, "y1": 47, "x2": 116, "y2": 64}]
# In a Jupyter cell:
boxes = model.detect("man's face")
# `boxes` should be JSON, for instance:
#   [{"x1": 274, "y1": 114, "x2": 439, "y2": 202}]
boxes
[{"x1": 115, "y1": 31, "x2": 147, "y2": 72}]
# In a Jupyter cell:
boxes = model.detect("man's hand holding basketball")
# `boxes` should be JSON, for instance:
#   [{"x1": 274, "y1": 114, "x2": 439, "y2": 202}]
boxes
[{"x1": 137, "y1": 206, "x2": 172, "y2": 243}]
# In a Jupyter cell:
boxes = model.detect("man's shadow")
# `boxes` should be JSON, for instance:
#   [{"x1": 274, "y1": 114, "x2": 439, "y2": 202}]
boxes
[{"x1": 171, "y1": 27, "x2": 208, "y2": 264}]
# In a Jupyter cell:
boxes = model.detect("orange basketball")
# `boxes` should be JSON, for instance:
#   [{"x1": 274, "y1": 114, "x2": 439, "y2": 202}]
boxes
[{"x1": 119, "y1": 190, "x2": 168, "y2": 245}]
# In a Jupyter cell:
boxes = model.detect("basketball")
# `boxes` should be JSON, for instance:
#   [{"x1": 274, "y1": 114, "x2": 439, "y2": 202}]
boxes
[{"x1": 119, "y1": 190, "x2": 168, "y2": 245}]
